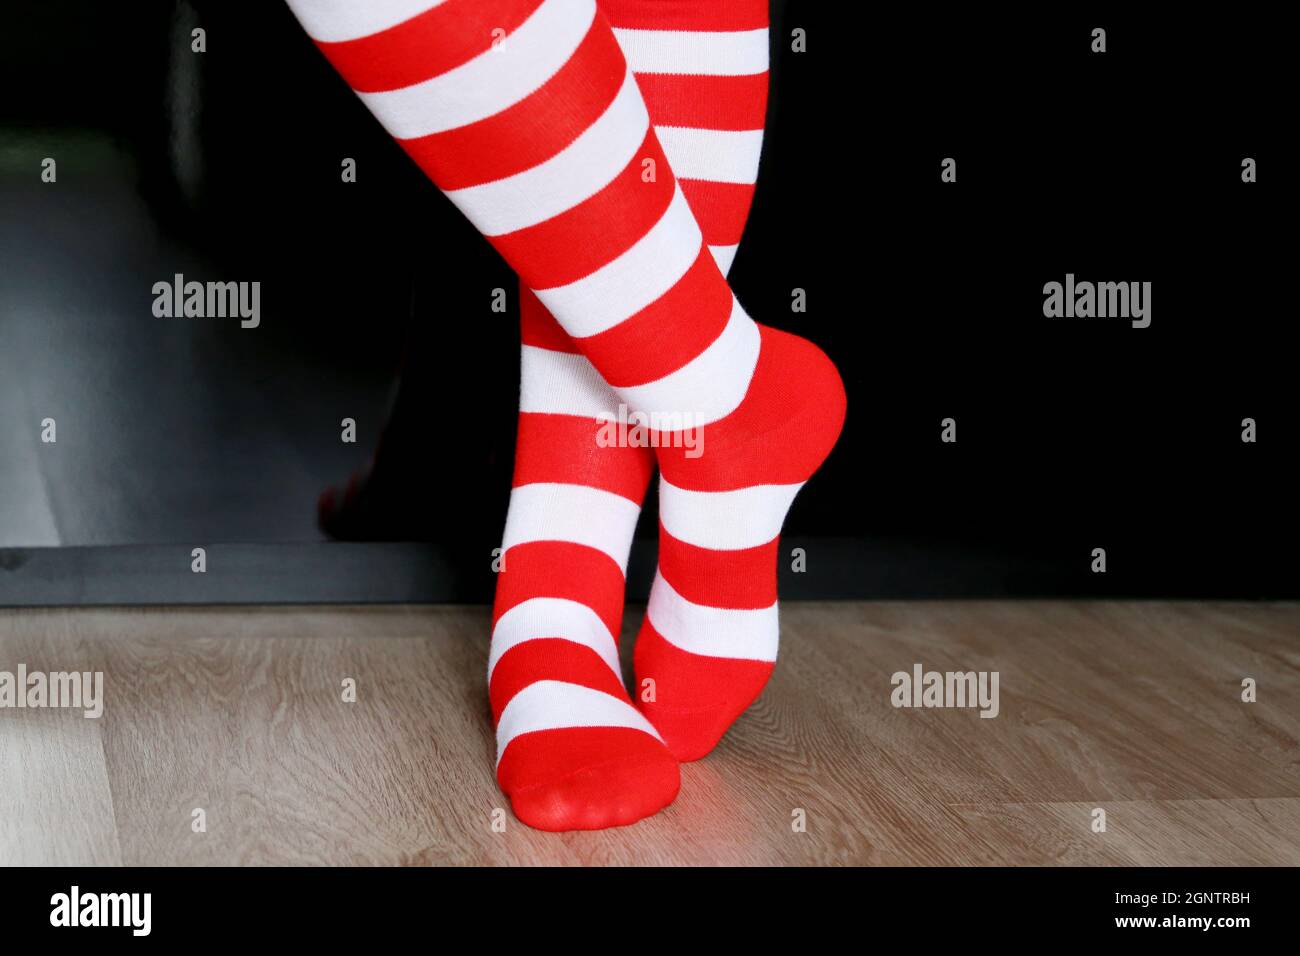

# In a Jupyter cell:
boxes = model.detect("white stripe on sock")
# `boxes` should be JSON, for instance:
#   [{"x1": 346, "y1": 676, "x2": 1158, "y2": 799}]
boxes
[
  {"x1": 616, "y1": 298, "x2": 760, "y2": 427},
  {"x1": 285, "y1": 0, "x2": 447, "y2": 43},
  {"x1": 611, "y1": 27, "x2": 769, "y2": 76},
  {"x1": 519, "y1": 346, "x2": 622, "y2": 418},
  {"x1": 489, "y1": 597, "x2": 621, "y2": 682},
  {"x1": 356, "y1": 0, "x2": 596, "y2": 138},
  {"x1": 709, "y1": 243, "x2": 739, "y2": 276},
  {"x1": 443, "y1": 68, "x2": 647, "y2": 235},
  {"x1": 656, "y1": 127, "x2": 763, "y2": 185},
  {"x1": 659, "y1": 475, "x2": 805, "y2": 551},
  {"x1": 502, "y1": 483, "x2": 640, "y2": 573},
  {"x1": 646, "y1": 571, "x2": 779, "y2": 661},
  {"x1": 535, "y1": 184, "x2": 701, "y2": 337},
  {"x1": 496, "y1": 680, "x2": 661, "y2": 765}
]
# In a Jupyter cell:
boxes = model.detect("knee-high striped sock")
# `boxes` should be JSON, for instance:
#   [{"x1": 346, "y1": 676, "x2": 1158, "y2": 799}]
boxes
[
  {"x1": 491, "y1": 288, "x2": 668, "y2": 831},
  {"x1": 606, "y1": 0, "x2": 768, "y2": 276},
  {"x1": 597, "y1": 1, "x2": 784, "y2": 761},
  {"x1": 491, "y1": 0, "x2": 772, "y2": 826},
  {"x1": 490, "y1": 0, "x2": 772, "y2": 825},
  {"x1": 285, "y1": 0, "x2": 843, "y2": 810}
]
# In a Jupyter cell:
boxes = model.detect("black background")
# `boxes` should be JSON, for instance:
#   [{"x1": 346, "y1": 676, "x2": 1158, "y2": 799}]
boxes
[{"x1": 0, "y1": 2, "x2": 1293, "y2": 601}]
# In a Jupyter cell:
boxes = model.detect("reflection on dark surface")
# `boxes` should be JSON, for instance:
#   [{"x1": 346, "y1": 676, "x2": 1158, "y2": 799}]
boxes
[{"x1": 1, "y1": 1, "x2": 517, "y2": 549}]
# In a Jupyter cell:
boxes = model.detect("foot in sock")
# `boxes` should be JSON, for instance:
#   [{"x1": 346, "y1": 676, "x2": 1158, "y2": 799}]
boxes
[
  {"x1": 635, "y1": 324, "x2": 845, "y2": 760},
  {"x1": 488, "y1": 290, "x2": 673, "y2": 831},
  {"x1": 541, "y1": 0, "x2": 784, "y2": 763}
]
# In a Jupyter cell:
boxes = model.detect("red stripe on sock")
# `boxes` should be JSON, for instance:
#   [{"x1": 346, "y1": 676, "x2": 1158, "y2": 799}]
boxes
[
  {"x1": 679, "y1": 179, "x2": 757, "y2": 247},
  {"x1": 601, "y1": 0, "x2": 769, "y2": 31},
  {"x1": 574, "y1": 246, "x2": 732, "y2": 387},
  {"x1": 493, "y1": 540, "x2": 631, "y2": 637},
  {"x1": 659, "y1": 325, "x2": 848, "y2": 490},
  {"x1": 490, "y1": 641, "x2": 628, "y2": 722},
  {"x1": 511, "y1": 414, "x2": 655, "y2": 502},
  {"x1": 401, "y1": 18, "x2": 627, "y2": 190},
  {"x1": 315, "y1": 0, "x2": 544, "y2": 93},
  {"x1": 491, "y1": 129, "x2": 675, "y2": 290},
  {"x1": 657, "y1": 528, "x2": 778, "y2": 609},
  {"x1": 636, "y1": 72, "x2": 768, "y2": 131},
  {"x1": 520, "y1": 288, "x2": 580, "y2": 352},
  {"x1": 633, "y1": 619, "x2": 773, "y2": 760}
]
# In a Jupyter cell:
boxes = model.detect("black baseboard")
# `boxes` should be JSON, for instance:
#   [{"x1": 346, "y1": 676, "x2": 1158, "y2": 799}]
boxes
[{"x1": 2, "y1": 536, "x2": 1295, "y2": 608}]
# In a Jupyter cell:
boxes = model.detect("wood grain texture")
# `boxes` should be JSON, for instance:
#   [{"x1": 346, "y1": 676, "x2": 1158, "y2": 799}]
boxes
[{"x1": 1, "y1": 601, "x2": 1297, "y2": 865}]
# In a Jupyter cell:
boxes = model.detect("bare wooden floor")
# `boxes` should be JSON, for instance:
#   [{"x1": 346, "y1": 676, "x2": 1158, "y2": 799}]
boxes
[{"x1": 2, "y1": 601, "x2": 1298, "y2": 865}]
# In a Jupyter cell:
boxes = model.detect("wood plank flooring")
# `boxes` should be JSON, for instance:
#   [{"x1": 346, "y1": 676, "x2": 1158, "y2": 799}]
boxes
[{"x1": 1, "y1": 601, "x2": 1297, "y2": 865}]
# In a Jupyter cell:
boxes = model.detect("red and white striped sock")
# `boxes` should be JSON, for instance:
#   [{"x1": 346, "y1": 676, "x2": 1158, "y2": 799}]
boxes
[
  {"x1": 597, "y1": 0, "x2": 793, "y2": 762},
  {"x1": 491, "y1": 0, "x2": 772, "y2": 826},
  {"x1": 286, "y1": 0, "x2": 844, "y2": 820},
  {"x1": 605, "y1": 0, "x2": 768, "y2": 277},
  {"x1": 491, "y1": 289, "x2": 666, "y2": 831}
]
